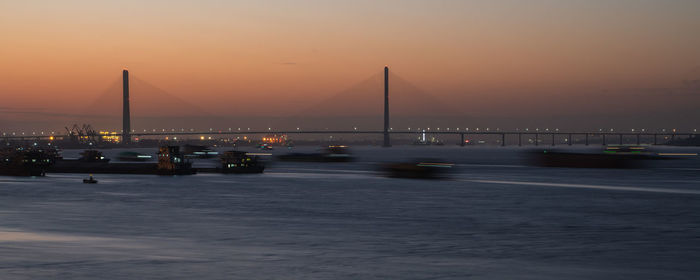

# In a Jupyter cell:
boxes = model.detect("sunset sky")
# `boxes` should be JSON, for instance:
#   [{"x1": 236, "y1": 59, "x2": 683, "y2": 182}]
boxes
[{"x1": 1, "y1": 0, "x2": 699, "y2": 130}]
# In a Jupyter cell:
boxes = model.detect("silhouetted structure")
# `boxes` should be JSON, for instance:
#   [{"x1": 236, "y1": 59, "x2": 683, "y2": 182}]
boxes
[
  {"x1": 383, "y1": 66, "x2": 391, "y2": 147},
  {"x1": 122, "y1": 69, "x2": 131, "y2": 144}
]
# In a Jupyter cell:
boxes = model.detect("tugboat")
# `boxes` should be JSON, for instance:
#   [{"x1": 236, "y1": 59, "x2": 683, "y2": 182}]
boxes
[
  {"x1": 0, "y1": 147, "x2": 55, "y2": 176},
  {"x1": 277, "y1": 145, "x2": 354, "y2": 162},
  {"x1": 381, "y1": 160, "x2": 454, "y2": 179},
  {"x1": 157, "y1": 146, "x2": 196, "y2": 175},
  {"x1": 218, "y1": 151, "x2": 265, "y2": 174},
  {"x1": 83, "y1": 174, "x2": 98, "y2": 184}
]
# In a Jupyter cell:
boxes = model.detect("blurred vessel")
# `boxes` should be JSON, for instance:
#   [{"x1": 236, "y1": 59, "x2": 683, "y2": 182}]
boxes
[
  {"x1": 258, "y1": 143, "x2": 274, "y2": 151},
  {"x1": 278, "y1": 145, "x2": 353, "y2": 162},
  {"x1": 49, "y1": 149, "x2": 110, "y2": 172},
  {"x1": 183, "y1": 144, "x2": 219, "y2": 159},
  {"x1": 381, "y1": 160, "x2": 454, "y2": 179},
  {"x1": 117, "y1": 151, "x2": 152, "y2": 162},
  {"x1": 529, "y1": 145, "x2": 659, "y2": 169}
]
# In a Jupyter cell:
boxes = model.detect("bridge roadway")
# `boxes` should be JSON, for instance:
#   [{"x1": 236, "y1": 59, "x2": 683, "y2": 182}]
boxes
[{"x1": 2, "y1": 130, "x2": 698, "y2": 146}]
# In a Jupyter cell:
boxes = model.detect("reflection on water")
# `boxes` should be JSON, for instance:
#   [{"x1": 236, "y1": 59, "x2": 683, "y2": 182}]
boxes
[{"x1": 0, "y1": 146, "x2": 699, "y2": 279}]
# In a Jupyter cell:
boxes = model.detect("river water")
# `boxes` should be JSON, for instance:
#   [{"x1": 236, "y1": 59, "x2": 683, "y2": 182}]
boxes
[{"x1": 1, "y1": 146, "x2": 699, "y2": 279}]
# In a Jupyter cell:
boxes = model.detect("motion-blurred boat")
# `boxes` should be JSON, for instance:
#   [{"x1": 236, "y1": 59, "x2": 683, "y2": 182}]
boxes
[
  {"x1": 381, "y1": 160, "x2": 454, "y2": 179},
  {"x1": 258, "y1": 143, "x2": 274, "y2": 151},
  {"x1": 529, "y1": 145, "x2": 658, "y2": 168},
  {"x1": 277, "y1": 145, "x2": 354, "y2": 162},
  {"x1": 117, "y1": 151, "x2": 152, "y2": 162},
  {"x1": 183, "y1": 144, "x2": 219, "y2": 159}
]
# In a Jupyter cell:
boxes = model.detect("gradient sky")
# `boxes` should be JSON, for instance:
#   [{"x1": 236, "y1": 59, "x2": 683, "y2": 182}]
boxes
[{"x1": 1, "y1": 0, "x2": 699, "y2": 129}]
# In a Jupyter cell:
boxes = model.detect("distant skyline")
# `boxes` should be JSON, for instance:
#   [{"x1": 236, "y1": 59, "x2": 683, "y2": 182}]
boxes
[{"x1": 1, "y1": 0, "x2": 699, "y2": 130}]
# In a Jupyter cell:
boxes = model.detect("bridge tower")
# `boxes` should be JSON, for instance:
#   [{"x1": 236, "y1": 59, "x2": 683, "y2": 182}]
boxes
[
  {"x1": 383, "y1": 66, "x2": 391, "y2": 147},
  {"x1": 122, "y1": 68, "x2": 131, "y2": 144}
]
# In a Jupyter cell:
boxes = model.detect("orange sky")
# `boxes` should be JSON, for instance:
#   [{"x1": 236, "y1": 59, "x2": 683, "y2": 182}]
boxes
[{"x1": 1, "y1": 0, "x2": 699, "y2": 129}]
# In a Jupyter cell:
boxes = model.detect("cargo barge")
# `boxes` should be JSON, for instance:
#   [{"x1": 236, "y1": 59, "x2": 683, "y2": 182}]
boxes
[
  {"x1": 0, "y1": 147, "x2": 55, "y2": 176},
  {"x1": 197, "y1": 150, "x2": 265, "y2": 174},
  {"x1": 48, "y1": 146, "x2": 195, "y2": 175}
]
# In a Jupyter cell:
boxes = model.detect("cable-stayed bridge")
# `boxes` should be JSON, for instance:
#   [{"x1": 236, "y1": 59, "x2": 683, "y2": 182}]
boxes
[{"x1": 1, "y1": 67, "x2": 698, "y2": 146}]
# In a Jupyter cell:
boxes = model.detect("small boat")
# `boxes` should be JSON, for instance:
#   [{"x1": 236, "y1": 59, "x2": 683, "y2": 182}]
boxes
[{"x1": 83, "y1": 175, "x2": 98, "y2": 184}]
